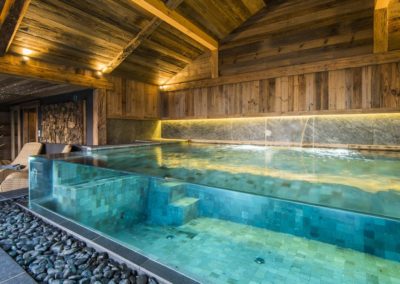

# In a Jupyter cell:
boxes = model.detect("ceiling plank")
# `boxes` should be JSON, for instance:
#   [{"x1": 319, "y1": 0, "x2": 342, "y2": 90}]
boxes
[
  {"x1": 374, "y1": 0, "x2": 389, "y2": 53},
  {"x1": 0, "y1": 0, "x2": 31, "y2": 56},
  {"x1": 103, "y1": 0, "x2": 183, "y2": 73},
  {"x1": 0, "y1": 54, "x2": 113, "y2": 89},
  {"x1": 131, "y1": 0, "x2": 218, "y2": 51}
]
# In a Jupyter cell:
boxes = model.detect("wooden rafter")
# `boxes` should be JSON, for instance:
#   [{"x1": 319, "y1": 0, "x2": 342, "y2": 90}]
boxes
[
  {"x1": 131, "y1": 0, "x2": 218, "y2": 51},
  {"x1": 103, "y1": 0, "x2": 183, "y2": 73},
  {"x1": 374, "y1": 0, "x2": 390, "y2": 53},
  {"x1": 0, "y1": 54, "x2": 113, "y2": 89},
  {"x1": 0, "y1": 0, "x2": 31, "y2": 56}
]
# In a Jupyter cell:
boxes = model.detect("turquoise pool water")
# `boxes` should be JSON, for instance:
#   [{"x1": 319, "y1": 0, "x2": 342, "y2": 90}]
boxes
[
  {"x1": 28, "y1": 143, "x2": 400, "y2": 283},
  {"x1": 66, "y1": 143, "x2": 400, "y2": 219}
]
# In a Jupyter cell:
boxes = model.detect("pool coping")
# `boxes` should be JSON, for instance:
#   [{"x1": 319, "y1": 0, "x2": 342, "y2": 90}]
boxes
[{"x1": 10, "y1": 192, "x2": 199, "y2": 284}]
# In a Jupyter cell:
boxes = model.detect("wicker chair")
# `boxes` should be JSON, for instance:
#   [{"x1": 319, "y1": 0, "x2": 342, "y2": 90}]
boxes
[
  {"x1": 0, "y1": 142, "x2": 43, "y2": 184},
  {"x1": 0, "y1": 144, "x2": 72, "y2": 192},
  {"x1": 0, "y1": 171, "x2": 29, "y2": 192}
]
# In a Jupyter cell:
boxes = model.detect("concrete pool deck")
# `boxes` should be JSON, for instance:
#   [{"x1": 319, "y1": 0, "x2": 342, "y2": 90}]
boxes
[{"x1": 0, "y1": 248, "x2": 36, "y2": 284}]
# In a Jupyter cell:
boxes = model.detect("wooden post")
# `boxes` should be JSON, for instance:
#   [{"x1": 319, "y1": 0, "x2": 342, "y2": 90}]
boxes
[
  {"x1": 374, "y1": 0, "x2": 390, "y2": 53},
  {"x1": 10, "y1": 109, "x2": 15, "y2": 160},
  {"x1": 210, "y1": 50, "x2": 219, "y2": 79},
  {"x1": 92, "y1": 89, "x2": 107, "y2": 145}
]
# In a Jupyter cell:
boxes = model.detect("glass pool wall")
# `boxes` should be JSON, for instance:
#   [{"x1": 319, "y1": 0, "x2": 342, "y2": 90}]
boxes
[{"x1": 29, "y1": 156, "x2": 400, "y2": 283}]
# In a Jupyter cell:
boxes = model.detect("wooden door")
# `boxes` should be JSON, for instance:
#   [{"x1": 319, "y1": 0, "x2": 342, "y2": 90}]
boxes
[{"x1": 22, "y1": 108, "x2": 38, "y2": 144}]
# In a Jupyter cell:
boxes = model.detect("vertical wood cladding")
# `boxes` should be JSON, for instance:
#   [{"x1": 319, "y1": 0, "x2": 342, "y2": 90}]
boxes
[
  {"x1": 167, "y1": 0, "x2": 375, "y2": 85},
  {"x1": 106, "y1": 77, "x2": 160, "y2": 119},
  {"x1": 161, "y1": 63, "x2": 400, "y2": 119},
  {"x1": 0, "y1": 111, "x2": 11, "y2": 161}
]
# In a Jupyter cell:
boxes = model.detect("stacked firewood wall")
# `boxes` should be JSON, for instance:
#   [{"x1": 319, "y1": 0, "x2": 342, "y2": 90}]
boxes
[{"x1": 40, "y1": 101, "x2": 85, "y2": 144}]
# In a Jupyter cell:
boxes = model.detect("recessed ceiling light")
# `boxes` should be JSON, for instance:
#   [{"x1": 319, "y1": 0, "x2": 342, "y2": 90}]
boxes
[{"x1": 21, "y1": 48, "x2": 33, "y2": 56}]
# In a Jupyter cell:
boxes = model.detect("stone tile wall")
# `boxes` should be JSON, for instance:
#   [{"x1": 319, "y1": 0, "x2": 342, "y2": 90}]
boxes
[{"x1": 161, "y1": 113, "x2": 400, "y2": 148}]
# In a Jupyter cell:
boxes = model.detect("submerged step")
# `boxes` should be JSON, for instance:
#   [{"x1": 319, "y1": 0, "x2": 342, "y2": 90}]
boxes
[
  {"x1": 146, "y1": 181, "x2": 199, "y2": 226},
  {"x1": 150, "y1": 180, "x2": 187, "y2": 204},
  {"x1": 170, "y1": 197, "x2": 199, "y2": 207},
  {"x1": 169, "y1": 197, "x2": 199, "y2": 226}
]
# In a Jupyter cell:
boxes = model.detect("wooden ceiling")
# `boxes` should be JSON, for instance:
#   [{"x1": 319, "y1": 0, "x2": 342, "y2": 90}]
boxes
[
  {"x1": 0, "y1": 74, "x2": 86, "y2": 104},
  {"x1": 6, "y1": 0, "x2": 266, "y2": 85}
]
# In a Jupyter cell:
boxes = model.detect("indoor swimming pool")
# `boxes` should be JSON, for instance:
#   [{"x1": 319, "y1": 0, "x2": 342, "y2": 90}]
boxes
[{"x1": 28, "y1": 143, "x2": 400, "y2": 283}]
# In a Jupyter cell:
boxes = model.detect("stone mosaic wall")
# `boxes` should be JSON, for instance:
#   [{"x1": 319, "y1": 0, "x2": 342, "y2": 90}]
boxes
[
  {"x1": 49, "y1": 161, "x2": 149, "y2": 231},
  {"x1": 41, "y1": 101, "x2": 85, "y2": 144},
  {"x1": 182, "y1": 182, "x2": 400, "y2": 262},
  {"x1": 53, "y1": 175, "x2": 148, "y2": 231},
  {"x1": 161, "y1": 113, "x2": 400, "y2": 149}
]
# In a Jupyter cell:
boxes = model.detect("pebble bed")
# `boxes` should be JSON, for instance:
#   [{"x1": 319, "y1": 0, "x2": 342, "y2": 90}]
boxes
[{"x1": 0, "y1": 199, "x2": 158, "y2": 284}]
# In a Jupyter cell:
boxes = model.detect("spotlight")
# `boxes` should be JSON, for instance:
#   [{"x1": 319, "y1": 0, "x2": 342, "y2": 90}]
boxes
[{"x1": 22, "y1": 48, "x2": 33, "y2": 56}]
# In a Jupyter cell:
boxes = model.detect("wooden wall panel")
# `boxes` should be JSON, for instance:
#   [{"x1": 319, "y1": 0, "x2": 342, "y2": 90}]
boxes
[
  {"x1": 106, "y1": 77, "x2": 160, "y2": 120},
  {"x1": 0, "y1": 111, "x2": 11, "y2": 161},
  {"x1": 93, "y1": 89, "x2": 107, "y2": 145},
  {"x1": 220, "y1": 0, "x2": 373, "y2": 76},
  {"x1": 162, "y1": 63, "x2": 400, "y2": 119},
  {"x1": 166, "y1": 0, "x2": 374, "y2": 85}
]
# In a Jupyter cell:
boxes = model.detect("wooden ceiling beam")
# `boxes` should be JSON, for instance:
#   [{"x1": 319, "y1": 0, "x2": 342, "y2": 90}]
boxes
[
  {"x1": 131, "y1": 0, "x2": 218, "y2": 51},
  {"x1": 162, "y1": 50, "x2": 400, "y2": 91},
  {"x1": 0, "y1": 0, "x2": 31, "y2": 56},
  {"x1": 374, "y1": 0, "x2": 390, "y2": 53},
  {"x1": 0, "y1": 55, "x2": 113, "y2": 89},
  {"x1": 103, "y1": 0, "x2": 183, "y2": 73}
]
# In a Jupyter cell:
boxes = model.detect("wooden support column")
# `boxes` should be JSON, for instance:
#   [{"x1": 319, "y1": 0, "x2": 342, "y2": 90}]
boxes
[
  {"x1": 92, "y1": 89, "x2": 107, "y2": 145},
  {"x1": 210, "y1": 50, "x2": 219, "y2": 79},
  {"x1": 10, "y1": 109, "x2": 15, "y2": 160},
  {"x1": 374, "y1": 0, "x2": 390, "y2": 53},
  {"x1": 0, "y1": 0, "x2": 31, "y2": 56}
]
